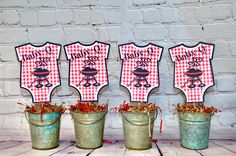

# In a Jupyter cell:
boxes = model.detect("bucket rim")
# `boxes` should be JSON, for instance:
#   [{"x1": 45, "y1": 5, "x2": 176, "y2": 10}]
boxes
[
  {"x1": 177, "y1": 111, "x2": 212, "y2": 116},
  {"x1": 26, "y1": 111, "x2": 62, "y2": 115},
  {"x1": 120, "y1": 110, "x2": 156, "y2": 114},
  {"x1": 71, "y1": 109, "x2": 108, "y2": 114}
]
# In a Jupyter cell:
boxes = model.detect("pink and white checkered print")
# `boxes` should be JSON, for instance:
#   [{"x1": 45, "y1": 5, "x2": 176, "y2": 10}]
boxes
[
  {"x1": 119, "y1": 43, "x2": 163, "y2": 102},
  {"x1": 64, "y1": 41, "x2": 109, "y2": 102},
  {"x1": 15, "y1": 42, "x2": 61, "y2": 102},
  {"x1": 169, "y1": 42, "x2": 215, "y2": 102}
]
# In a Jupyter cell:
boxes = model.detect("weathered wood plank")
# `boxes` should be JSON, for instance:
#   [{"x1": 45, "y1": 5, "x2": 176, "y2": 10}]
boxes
[
  {"x1": 157, "y1": 139, "x2": 200, "y2": 156},
  {"x1": 91, "y1": 140, "x2": 125, "y2": 156},
  {"x1": 125, "y1": 142, "x2": 160, "y2": 156},
  {"x1": 15, "y1": 141, "x2": 74, "y2": 156},
  {"x1": 51, "y1": 142, "x2": 92, "y2": 156},
  {"x1": 0, "y1": 141, "x2": 26, "y2": 150},
  {"x1": 197, "y1": 141, "x2": 236, "y2": 156},
  {"x1": 0, "y1": 142, "x2": 32, "y2": 155},
  {"x1": 210, "y1": 139, "x2": 236, "y2": 153}
]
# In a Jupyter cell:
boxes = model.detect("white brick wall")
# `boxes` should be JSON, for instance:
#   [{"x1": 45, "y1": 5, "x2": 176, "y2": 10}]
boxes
[{"x1": 0, "y1": 0, "x2": 236, "y2": 139}]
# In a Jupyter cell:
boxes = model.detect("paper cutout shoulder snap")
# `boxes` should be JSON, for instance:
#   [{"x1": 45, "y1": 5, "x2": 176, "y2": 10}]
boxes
[
  {"x1": 15, "y1": 42, "x2": 61, "y2": 102},
  {"x1": 64, "y1": 41, "x2": 110, "y2": 102},
  {"x1": 119, "y1": 42, "x2": 163, "y2": 102},
  {"x1": 169, "y1": 42, "x2": 215, "y2": 102}
]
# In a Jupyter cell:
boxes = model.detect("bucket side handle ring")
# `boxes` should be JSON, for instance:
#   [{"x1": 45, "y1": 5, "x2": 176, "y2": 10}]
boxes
[
  {"x1": 71, "y1": 111, "x2": 107, "y2": 125},
  {"x1": 121, "y1": 111, "x2": 158, "y2": 126},
  {"x1": 24, "y1": 111, "x2": 61, "y2": 127}
]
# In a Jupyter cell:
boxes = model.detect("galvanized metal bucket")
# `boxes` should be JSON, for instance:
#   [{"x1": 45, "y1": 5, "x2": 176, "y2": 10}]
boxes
[
  {"x1": 178, "y1": 112, "x2": 212, "y2": 150},
  {"x1": 25, "y1": 111, "x2": 61, "y2": 150},
  {"x1": 121, "y1": 111, "x2": 157, "y2": 150},
  {"x1": 71, "y1": 110, "x2": 107, "y2": 149}
]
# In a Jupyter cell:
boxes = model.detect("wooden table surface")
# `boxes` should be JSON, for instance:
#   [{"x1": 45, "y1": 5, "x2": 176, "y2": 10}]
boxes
[{"x1": 0, "y1": 139, "x2": 235, "y2": 156}]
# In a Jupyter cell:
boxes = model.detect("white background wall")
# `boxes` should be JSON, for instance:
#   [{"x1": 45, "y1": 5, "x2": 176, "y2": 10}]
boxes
[{"x1": 0, "y1": 0, "x2": 236, "y2": 140}]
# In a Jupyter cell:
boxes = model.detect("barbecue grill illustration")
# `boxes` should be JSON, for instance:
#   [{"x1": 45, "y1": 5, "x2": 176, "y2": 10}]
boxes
[
  {"x1": 77, "y1": 56, "x2": 100, "y2": 87},
  {"x1": 182, "y1": 68, "x2": 205, "y2": 88},
  {"x1": 29, "y1": 67, "x2": 52, "y2": 88},
  {"x1": 128, "y1": 57, "x2": 151, "y2": 88}
]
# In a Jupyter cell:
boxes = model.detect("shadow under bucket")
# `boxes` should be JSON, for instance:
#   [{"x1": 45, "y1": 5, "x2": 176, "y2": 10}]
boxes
[
  {"x1": 25, "y1": 111, "x2": 61, "y2": 150},
  {"x1": 71, "y1": 110, "x2": 107, "y2": 149},
  {"x1": 121, "y1": 111, "x2": 157, "y2": 150},
  {"x1": 178, "y1": 112, "x2": 212, "y2": 150}
]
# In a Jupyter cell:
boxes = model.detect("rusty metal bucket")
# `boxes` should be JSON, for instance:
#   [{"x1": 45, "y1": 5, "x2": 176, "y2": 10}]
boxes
[
  {"x1": 178, "y1": 112, "x2": 212, "y2": 150},
  {"x1": 121, "y1": 111, "x2": 157, "y2": 150},
  {"x1": 25, "y1": 111, "x2": 61, "y2": 150},
  {"x1": 71, "y1": 110, "x2": 107, "y2": 149}
]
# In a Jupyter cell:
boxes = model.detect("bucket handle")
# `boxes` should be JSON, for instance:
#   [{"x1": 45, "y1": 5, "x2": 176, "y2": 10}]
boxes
[
  {"x1": 24, "y1": 111, "x2": 61, "y2": 127},
  {"x1": 121, "y1": 110, "x2": 158, "y2": 126},
  {"x1": 71, "y1": 111, "x2": 107, "y2": 125}
]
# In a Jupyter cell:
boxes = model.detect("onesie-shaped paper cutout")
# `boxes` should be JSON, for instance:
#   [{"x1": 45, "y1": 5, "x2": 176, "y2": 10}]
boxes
[
  {"x1": 119, "y1": 43, "x2": 163, "y2": 102},
  {"x1": 64, "y1": 41, "x2": 110, "y2": 102},
  {"x1": 15, "y1": 42, "x2": 61, "y2": 102},
  {"x1": 169, "y1": 42, "x2": 215, "y2": 102}
]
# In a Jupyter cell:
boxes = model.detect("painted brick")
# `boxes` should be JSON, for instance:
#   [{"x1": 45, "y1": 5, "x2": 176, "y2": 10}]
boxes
[
  {"x1": 59, "y1": 62, "x2": 69, "y2": 79},
  {"x1": 74, "y1": 9, "x2": 90, "y2": 25},
  {"x1": 0, "y1": 64, "x2": 19, "y2": 78},
  {"x1": 196, "y1": 6, "x2": 212, "y2": 22},
  {"x1": 133, "y1": 0, "x2": 166, "y2": 5},
  {"x1": 119, "y1": 25, "x2": 135, "y2": 43},
  {"x1": 133, "y1": 0, "x2": 156, "y2": 5},
  {"x1": 213, "y1": 58, "x2": 236, "y2": 73},
  {"x1": 0, "y1": 0, "x2": 27, "y2": 7},
  {"x1": 90, "y1": 10, "x2": 105, "y2": 25},
  {"x1": 125, "y1": 10, "x2": 143, "y2": 24},
  {"x1": 0, "y1": 99, "x2": 25, "y2": 113},
  {"x1": 204, "y1": 24, "x2": 236, "y2": 39},
  {"x1": 97, "y1": 27, "x2": 109, "y2": 42},
  {"x1": 0, "y1": 12, "x2": 3, "y2": 24},
  {"x1": 0, "y1": 82, "x2": 3, "y2": 96},
  {"x1": 20, "y1": 11, "x2": 37, "y2": 26},
  {"x1": 57, "y1": 0, "x2": 80, "y2": 7},
  {"x1": 143, "y1": 9, "x2": 160, "y2": 23},
  {"x1": 107, "y1": 27, "x2": 121, "y2": 41},
  {"x1": 0, "y1": 28, "x2": 27, "y2": 44},
  {"x1": 135, "y1": 25, "x2": 168, "y2": 40},
  {"x1": 216, "y1": 76, "x2": 235, "y2": 92},
  {"x1": 38, "y1": 11, "x2": 55, "y2": 26},
  {"x1": 4, "y1": 81, "x2": 21, "y2": 96},
  {"x1": 0, "y1": 46, "x2": 17, "y2": 62},
  {"x1": 2, "y1": 10, "x2": 19, "y2": 25},
  {"x1": 205, "y1": 94, "x2": 236, "y2": 109},
  {"x1": 170, "y1": 0, "x2": 199, "y2": 5},
  {"x1": 56, "y1": 9, "x2": 73, "y2": 24},
  {"x1": 64, "y1": 28, "x2": 97, "y2": 42},
  {"x1": 230, "y1": 41, "x2": 236, "y2": 56},
  {"x1": 214, "y1": 41, "x2": 230, "y2": 57},
  {"x1": 56, "y1": 79, "x2": 72, "y2": 96},
  {"x1": 105, "y1": 9, "x2": 124, "y2": 24},
  {"x1": 27, "y1": 0, "x2": 57, "y2": 7},
  {"x1": 233, "y1": 4, "x2": 236, "y2": 19},
  {"x1": 79, "y1": 0, "x2": 98, "y2": 6},
  {"x1": 164, "y1": 78, "x2": 179, "y2": 95},
  {"x1": 211, "y1": 4, "x2": 232, "y2": 20},
  {"x1": 216, "y1": 110, "x2": 236, "y2": 126},
  {"x1": 169, "y1": 25, "x2": 203, "y2": 40},
  {"x1": 179, "y1": 7, "x2": 197, "y2": 24},
  {"x1": 28, "y1": 28, "x2": 64, "y2": 43},
  {"x1": 160, "y1": 8, "x2": 178, "y2": 23},
  {"x1": 98, "y1": 0, "x2": 123, "y2": 7}
]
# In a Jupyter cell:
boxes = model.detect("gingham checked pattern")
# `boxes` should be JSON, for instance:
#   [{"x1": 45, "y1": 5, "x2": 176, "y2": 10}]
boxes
[
  {"x1": 119, "y1": 43, "x2": 163, "y2": 102},
  {"x1": 65, "y1": 41, "x2": 109, "y2": 101},
  {"x1": 169, "y1": 43, "x2": 214, "y2": 102},
  {"x1": 16, "y1": 43, "x2": 61, "y2": 102}
]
